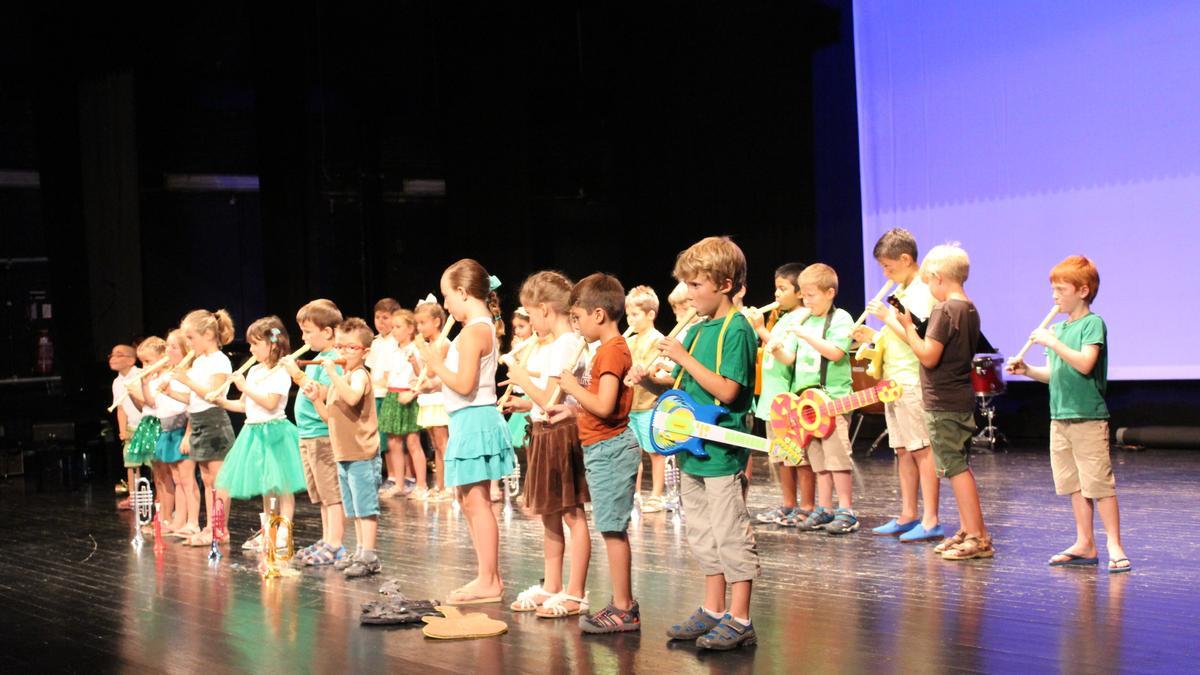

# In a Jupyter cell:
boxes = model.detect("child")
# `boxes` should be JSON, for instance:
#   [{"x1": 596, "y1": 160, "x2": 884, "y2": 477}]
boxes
[
  {"x1": 413, "y1": 299, "x2": 453, "y2": 502},
  {"x1": 308, "y1": 317, "x2": 383, "y2": 577},
  {"x1": 558, "y1": 273, "x2": 644, "y2": 633},
  {"x1": 744, "y1": 262, "x2": 814, "y2": 526},
  {"x1": 108, "y1": 343, "x2": 145, "y2": 510},
  {"x1": 631, "y1": 235, "x2": 759, "y2": 651},
  {"x1": 281, "y1": 299, "x2": 347, "y2": 565},
  {"x1": 667, "y1": 281, "x2": 703, "y2": 344},
  {"x1": 503, "y1": 271, "x2": 592, "y2": 618},
  {"x1": 497, "y1": 307, "x2": 536, "y2": 501},
  {"x1": 418, "y1": 259, "x2": 515, "y2": 603},
  {"x1": 367, "y1": 297, "x2": 403, "y2": 495},
  {"x1": 171, "y1": 309, "x2": 238, "y2": 546},
  {"x1": 788, "y1": 263, "x2": 858, "y2": 534},
  {"x1": 623, "y1": 285, "x2": 669, "y2": 512},
  {"x1": 213, "y1": 317, "x2": 307, "y2": 553},
  {"x1": 857, "y1": 229, "x2": 942, "y2": 542},
  {"x1": 124, "y1": 338, "x2": 173, "y2": 529},
  {"x1": 378, "y1": 309, "x2": 425, "y2": 498},
  {"x1": 1007, "y1": 255, "x2": 1129, "y2": 572},
  {"x1": 150, "y1": 330, "x2": 201, "y2": 535},
  {"x1": 897, "y1": 244, "x2": 993, "y2": 560}
]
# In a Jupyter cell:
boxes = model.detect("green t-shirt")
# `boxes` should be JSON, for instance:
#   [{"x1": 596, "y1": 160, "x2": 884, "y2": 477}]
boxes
[
  {"x1": 294, "y1": 349, "x2": 342, "y2": 439},
  {"x1": 791, "y1": 308, "x2": 854, "y2": 399},
  {"x1": 672, "y1": 311, "x2": 757, "y2": 477},
  {"x1": 754, "y1": 308, "x2": 805, "y2": 420},
  {"x1": 1048, "y1": 313, "x2": 1108, "y2": 420}
]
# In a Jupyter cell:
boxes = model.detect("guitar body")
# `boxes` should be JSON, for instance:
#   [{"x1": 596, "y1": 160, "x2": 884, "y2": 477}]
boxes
[
  {"x1": 771, "y1": 379, "x2": 903, "y2": 458},
  {"x1": 649, "y1": 390, "x2": 730, "y2": 458}
]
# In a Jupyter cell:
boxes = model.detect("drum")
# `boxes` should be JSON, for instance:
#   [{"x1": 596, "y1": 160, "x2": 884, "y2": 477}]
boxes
[{"x1": 971, "y1": 353, "x2": 1006, "y2": 397}]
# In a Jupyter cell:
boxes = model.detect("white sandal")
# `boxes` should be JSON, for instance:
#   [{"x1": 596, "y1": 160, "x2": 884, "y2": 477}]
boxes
[
  {"x1": 510, "y1": 584, "x2": 551, "y2": 612},
  {"x1": 535, "y1": 591, "x2": 589, "y2": 618}
]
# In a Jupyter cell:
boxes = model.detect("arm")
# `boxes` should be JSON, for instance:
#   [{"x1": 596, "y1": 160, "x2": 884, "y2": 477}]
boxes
[
  {"x1": 898, "y1": 309, "x2": 944, "y2": 368},
  {"x1": 425, "y1": 325, "x2": 486, "y2": 397},
  {"x1": 116, "y1": 407, "x2": 130, "y2": 441},
  {"x1": 659, "y1": 338, "x2": 742, "y2": 405},
  {"x1": 231, "y1": 372, "x2": 283, "y2": 412},
  {"x1": 1034, "y1": 329, "x2": 1101, "y2": 377},
  {"x1": 325, "y1": 363, "x2": 367, "y2": 407},
  {"x1": 125, "y1": 381, "x2": 146, "y2": 411},
  {"x1": 792, "y1": 327, "x2": 846, "y2": 363},
  {"x1": 1007, "y1": 358, "x2": 1051, "y2": 384},
  {"x1": 560, "y1": 371, "x2": 621, "y2": 419},
  {"x1": 213, "y1": 396, "x2": 248, "y2": 414}
]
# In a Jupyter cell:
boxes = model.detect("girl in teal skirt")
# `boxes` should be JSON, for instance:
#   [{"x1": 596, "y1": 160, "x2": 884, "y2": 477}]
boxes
[{"x1": 214, "y1": 318, "x2": 306, "y2": 551}]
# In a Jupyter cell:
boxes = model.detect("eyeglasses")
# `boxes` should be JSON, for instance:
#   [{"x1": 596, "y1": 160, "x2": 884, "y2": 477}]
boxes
[
  {"x1": 333, "y1": 343, "x2": 367, "y2": 351},
  {"x1": 108, "y1": 352, "x2": 134, "y2": 359}
]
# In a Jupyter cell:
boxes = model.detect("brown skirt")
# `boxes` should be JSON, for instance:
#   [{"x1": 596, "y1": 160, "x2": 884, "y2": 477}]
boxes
[{"x1": 523, "y1": 418, "x2": 590, "y2": 515}]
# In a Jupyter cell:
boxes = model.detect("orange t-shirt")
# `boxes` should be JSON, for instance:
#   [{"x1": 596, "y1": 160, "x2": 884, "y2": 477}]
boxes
[{"x1": 577, "y1": 336, "x2": 633, "y2": 446}]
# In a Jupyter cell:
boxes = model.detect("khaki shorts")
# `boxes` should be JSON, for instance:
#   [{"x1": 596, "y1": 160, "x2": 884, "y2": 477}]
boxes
[
  {"x1": 1050, "y1": 419, "x2": 1115, "y2": 499},
  {"x1": 926, "y1": 410, "x2": 975, "y2": 478},
  {"x1": 680, "y1": 472, "x2": 759, "y2": 582},
  {"x1": 299, "y1": 436, "x2": 343, "y2": 506},
  {"x1": 805, "y1": 414, "x2": 853, "y2": 473},
  {"x1": 885, "y1": 385, "x2": 930, "y2": 451}
]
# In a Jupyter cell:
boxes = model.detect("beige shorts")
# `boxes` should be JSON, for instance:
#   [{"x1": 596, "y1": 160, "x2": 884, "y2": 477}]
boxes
[
  {"x1": 1050, "y1": 419, "x2": 1115, "y2": 499},
  {"x1": 885, "y1": 385, "x2": 930, "y2": 451},
  {"x1": 679, "y1": 472, "x2": 759, "y2": 582},
  {"x1": 299, "y1": 436, "x2": 343, "y2": 506},
  {"x1": 805, "y1": 414, "x2": 853, "y2": 473}
]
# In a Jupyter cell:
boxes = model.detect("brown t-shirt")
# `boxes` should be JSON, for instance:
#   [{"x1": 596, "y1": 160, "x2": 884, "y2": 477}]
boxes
[
  {"x1": 577, "y1": 337, "x2": 634, "y2": 446},
  {"x1": 326, "y1": 367, "x2": 380, "y2": 462},
  {"x1": 920, "y1": 299, "x2": 981, "y2": 413}
]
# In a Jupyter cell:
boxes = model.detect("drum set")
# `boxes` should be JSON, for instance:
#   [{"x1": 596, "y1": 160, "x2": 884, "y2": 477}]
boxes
[{"x1": 970, "y1": 353, "x2": 1006, "y2": 451}]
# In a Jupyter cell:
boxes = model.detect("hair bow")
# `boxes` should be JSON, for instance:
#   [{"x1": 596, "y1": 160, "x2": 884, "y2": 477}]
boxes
[
  {"x1": 269, "y1": 327, "x2": 280, "y2": 343},
  {"x1": 417, "y1": 293, "x2": 438, "y2": 306},
  {"x1": 488, "y1": 275, "x2": 502, "y2": 292}
]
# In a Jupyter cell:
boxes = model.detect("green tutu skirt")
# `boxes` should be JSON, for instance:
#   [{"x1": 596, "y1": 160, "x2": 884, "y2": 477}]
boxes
[
  {"x1": 215, "y1": 419, "x2": 306, "y2": 499},
  {"x1": 125, "y1": 418, "x2": 159, "y2": 467},
  {"x1": 379, "y1": 392, "x2": 422, "y2": 435}
]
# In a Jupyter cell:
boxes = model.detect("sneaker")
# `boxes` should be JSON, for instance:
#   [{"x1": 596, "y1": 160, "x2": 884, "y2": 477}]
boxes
[
  {"x1": 641, "y1": 496, "x2": 665, "y2": 514},
  {"x1": 334, "y1": 552, "x2": 359, "y2": 571},
  {"x1": 380, "y1": 483, "x2": 404, "y2": 499},
  {"x1": 411, "y1": 487, "x2": 430, "y2": 501},
  {"x1": 934, "y1": 529, "x2": 967, "y2": 554},
  {"x1": 872, "y1": 518, "x2": 919, "y2": 537},
  {"x1": 899, "y1": 523, "x2": 946, "y2": 543},
  {"x1": 114, "y1": 480, "x2": 129, "y2": 495},
  {"x1": 755, "y1": 505, "x2": 791, "y2": 524},
  {"x1": 941, "y1": 534, "x2": 995, "y2": 561},
  {"x1": 696, "y1": 615, "x2": 757, "y2": 651},
  {"x1": 666, "y1": 607, "x2": 723, "y2": 640},
  {"x1": 799, "y1": 507, "x2": 834, "y2": 531},
  {"x1": 345, "y1": 553, "x2": 382, "y2": 578},
  {"x1": 824, "y1": 508, "x2": 860, "y2": 535},
  {"x1": 378, "y1": 479, "x2": 396, "y2": 495},
  {"x1": 580, "y1": 600, "x2": 641, "y2": 634},
  {"x1": 402, "y1": 478, "x2": 416, "y2": 496}
]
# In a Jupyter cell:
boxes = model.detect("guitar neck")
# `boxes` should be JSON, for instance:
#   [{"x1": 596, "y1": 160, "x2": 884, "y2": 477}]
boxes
[
  {"x1": 678, "y1": 419, "x2": 770, "y2": 454},
  {"x1": 823, "y1": 386, "x2": 883, "y2": 417}
]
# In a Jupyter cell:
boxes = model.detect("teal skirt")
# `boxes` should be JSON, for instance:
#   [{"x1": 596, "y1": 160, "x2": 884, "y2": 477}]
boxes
[
  {"x1": 215, "y1": 419, "x2": 306, "y2": 499},
  {"x1": 125, "y1": 418, "x2": 159, "y2": 467},
  {"x1": 155, "y1": 425, "x2": 186, "y2": 464},
  {"x1": 444, "y1": 405, "x2": 515, "y2": 488},
  {"x1": 379, "y1": 392, "x2": 422, "y2": 435}
]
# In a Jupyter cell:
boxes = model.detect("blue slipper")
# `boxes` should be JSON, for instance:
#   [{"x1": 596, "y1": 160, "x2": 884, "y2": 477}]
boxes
[
  {"x1": 872, "y1": 518, "x2": 919, "y2": 536},
  {"x1": 899, "y1": 523, "x2": 945, "y2": 543},
  {"x1": 1049, "y1": 552, "x2": 1099, "y2": 567},
  {"x1": 1108, "y1": 558, "x2": 1133, "y2": 573}
]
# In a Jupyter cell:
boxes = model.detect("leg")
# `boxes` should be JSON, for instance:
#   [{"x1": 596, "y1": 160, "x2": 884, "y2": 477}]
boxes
[
  {"x1": 912, "y1": 446, "x2": 940, "y2": 528},
  {"x1": 433, "y1": 427, "x2": 448, "y2": 491},
  {"x1": 816, "y1": 471, "x2": 834, "y2": 510},
  {"x1": 385, "y1": 436, "x2": 405, "y2": 483},
  {"x1": 406, "y1": 433, "x2": 428, "y2": 490},
  {"x1": 324, "y1": 503, "x2": 345, "y2": 547},
  {"x1": 561, "y1": 506, "x2": 592, "y2": 605},
  {"x1": 778, "y1": 465, "x2": 798, "y2": 510},
  {"x1": 635, "y1": 456, "x2": 644, "y2": 495},
  {"x1": 650, "y1": 453, "x2": 665, "y2": 498},
  {"x1": 949, "y1": 469, "x2": 987, "y2": 539},
  {"x1": 360, "y1": 515, "x2": 377, "y2": 550},
  {"x1": 603, "y1": 532, "x2": 634, "y2": 610},
  {"x1": 704, "y1": 574, "x2": 728, "y2": 615},
  {"x1": 797, "y1": 465, "x2": 816, "y2": 512},
  {"x1": 541, "y1": 512, "x2": 566, "y2": 594},
  {"x1": 175, "y1": 459, "x2": 200, "y2": 529},
  {"x1": 455, "y1": 482, "x2": 503, "y2": 596},
  {"x1": 729, "y1": 580, "x2": 752, "y2": 621},
  {"x1": 278, "y1": 491, "x2": 295, "y2": 522},
  {"x1": 1051, "y1": 491, "x2": 1098, "y2": 560},
  {"x1": 895, "y1": 447, "x2": 919, "y2": 522},
  {"x1": 1096, "y1": 495, "x2": 1127, "y2": 564},
  {"x1": 832, "y1": 470, "x2": 854, "y2": 510},
  {"x1": 207, "y1": 460, "x2": 227, "y2": 530},
  {"x1": 152, "y1": 462, "x2": 176, "y2": 529}
]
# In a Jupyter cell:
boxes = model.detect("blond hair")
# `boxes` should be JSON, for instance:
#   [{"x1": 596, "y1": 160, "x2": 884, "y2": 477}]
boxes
[
  {"x1": 391, "y1": 308, "x2": 416, "y2": 329},
  {"x1": 182, "y1": 309, "x2": 235, "y2": 346},
  {"x1": 922, "y1": 243, "x2": 970, "y2": 284},
  {"x1": 519, "y1": 270, "x2": 573, "y2": 314},
  {"x1": 414, "y1": 300, "x2": 446, "y2": 329},
  {"x1": 799, "y1": 263, "x2": 839, "y2": 293},
  {"x1": 296, "y1": 299, "x2": 343, "y2": 330},
  {"x1": 625, "y1": 285, "x2": 659, "y2": 314},
  {"x1": 667, "y1": 282, "x2": 689, "y2": 308},
  {"x1": 672, "y1": 236, "x2": 747, "y2": 296},
  {"x1": 136, "y1": 336, "x2": 166, "y2": 360},
  {"x1": 166, "y1": 329, "x2": 188, "y2": 355}
]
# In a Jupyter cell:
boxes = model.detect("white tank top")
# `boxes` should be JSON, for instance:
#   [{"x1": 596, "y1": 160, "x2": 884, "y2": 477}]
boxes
[{"x1": 443, "y1": 316, "x2": 498, "y2": 413}]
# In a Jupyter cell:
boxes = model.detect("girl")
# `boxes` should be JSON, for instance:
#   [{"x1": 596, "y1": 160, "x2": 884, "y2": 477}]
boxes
[
  {"x1": 501, "y1": 271, "x2": 591, "y2": 619},
  {"x1": 169, "y1": 309, "x2": 237, "y2": 546},
  {"x1": 413, "y1": 300, "x2": 453, "y2": 502},
  {"x1": 379, "y1": 309, "x2": 425, "y2": 498},
  {"x1": 124, "y1": 337, "x2": 175, "y2": 532},
  {"x1": 418, "y1": 259, "x2": 514, "y2": 604},
  {"x1": 213, "y1": 317, "x2": 307, "y2": 552},
  {"x1": 151, "y1": 330, "x2": 201, "y2": 536},
  {"x1": 496, "y1": 307, "x2": 536, "y2": 501}
]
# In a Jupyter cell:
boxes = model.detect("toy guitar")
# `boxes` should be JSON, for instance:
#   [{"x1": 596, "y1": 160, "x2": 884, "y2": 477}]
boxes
[
  {"x1": 649, "y1": 389, "x2": 804, "y2": 465},
  {"x1": 769, "y1": 379, "x2": 903, "y2": 461}
]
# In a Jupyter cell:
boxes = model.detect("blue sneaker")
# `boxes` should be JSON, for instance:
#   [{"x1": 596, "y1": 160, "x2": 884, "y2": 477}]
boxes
[
  {"x1": 696, "y1": 615, "x2": 757, "y2": 651},
  {"x1": 667, "y1": 607, "x2": 723, "y2": 640},
  {"x1": 899, "y1": 523, "x2": 946, "y2": 543},
  {"x1": 872, "y1": 518, "x2": 919, "y2": 537},
  {"x1": 799, "y1": 507, "x2": 833, "y2": 531}
]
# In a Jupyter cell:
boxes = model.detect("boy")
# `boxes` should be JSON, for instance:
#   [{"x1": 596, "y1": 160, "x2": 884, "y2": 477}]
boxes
[
  {"x1": 631, "y1": 235, "x2": 759, "y2": 651},
  {"x1": 311, "y1": 317, "x2": 382, "y2": 578},
  {"x1": 109, "y1": 343, "x2": 143, "y2": 510},
  {"x1": 366, "y1": 297, "x2": 407, "y2": 497},
  {"x1": 897, "y1": 244, "x2": 993, "y2": 560},
  {"x1": 1007, "y1": 255, "x2": 1129, "y2": 573},
  {"x1": 282, "y1": 299, "x2": 347, "y2": 565},
  {"x1": 856, "y1": 228, "x2": 943, "y2": 542},
  {"x1": 788, "y1": 263, "x2": 859, "y2": 534},
  {"x1": 624, "y1": 285, "x2": 670, "y2": 512},
  {"x1": 558, "y1": 273, "x2": 644, "y2": 633}
]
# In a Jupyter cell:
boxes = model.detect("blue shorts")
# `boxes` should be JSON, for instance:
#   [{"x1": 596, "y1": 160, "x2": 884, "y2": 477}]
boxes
[
  {"x1": 582, "y1": 427, "x2": 642, "y2": 534},
  {"x1": 629, "y1": 409, "x2": 653, "y2": 452},
  {"x1": 338, "y1": 456, "x2": 382, "y2": 519}
]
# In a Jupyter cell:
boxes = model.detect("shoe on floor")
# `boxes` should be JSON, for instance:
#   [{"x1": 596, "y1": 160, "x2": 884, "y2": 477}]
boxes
[
  {"x1": 899, "y1": 523, "x2": 945, "y2": 543},
  {"x1": 823, "y1": 508, "x2": 860, "y2": 535},
  {"x1": 345, "y1": 553, "x2": 382, "y2": 578},
  {"x1": 580, "y1": 600, "x2": 641, "y2": 634},
  {"x1": 695, "y1": 615, "x2": 757, "y2": 651},
  {"x1": 942, "y1": 534, "x2": 995, "y2": 561},
  {"x1": 755, "y1": 505, "x2": 791, "y2": 524},
  {"x1": 799, "y1": 507, "x2": 834, "y2": 531},
  {"x1": 666, "y1": 607, "x2": 723, "y2": 640},
  {"x1": 872, "y1": 518, "x2": 919, "y2": 536}
]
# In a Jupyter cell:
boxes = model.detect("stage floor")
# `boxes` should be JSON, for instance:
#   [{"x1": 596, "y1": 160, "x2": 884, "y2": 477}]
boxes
[{"x1": 1, "y1": 448, "x2": 1194, "y2": 674}]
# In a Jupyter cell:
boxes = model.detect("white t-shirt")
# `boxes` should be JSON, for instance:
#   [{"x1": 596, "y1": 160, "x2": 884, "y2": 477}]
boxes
[
  {"x1": 111, "y1": 367, "x2": 143, "y2": 428},
  {"x1": 527, "y1": 332, "x2": 586, "y2": 422},
  {"x1": 149, "y1": 371, "x2": 189, "y2": 430},
  {"x1": 186, "y1": 351, "x2": 233, "y2": 414},
  {"x1": 385, "y1": 342, "x2": 418, "y2": 390},
  {"x1": 366, "y1": 334, "x2": 398, "y2": 398},
  {"x1": 414, "y1": 343, "x2": 445, "y2": 407},
  {"x1": 244, "y1": 364, "x2": 292, "y2": 423}
]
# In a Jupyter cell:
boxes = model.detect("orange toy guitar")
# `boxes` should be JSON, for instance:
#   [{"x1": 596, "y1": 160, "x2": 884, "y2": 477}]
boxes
[{"x1": 769, "y1": 380, "x2": 903, "y2": 460}]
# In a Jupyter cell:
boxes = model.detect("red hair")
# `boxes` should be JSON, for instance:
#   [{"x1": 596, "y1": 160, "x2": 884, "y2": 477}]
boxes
[{"x1": 1049, "y1": 255, "x2": 1100, "y2": 303}]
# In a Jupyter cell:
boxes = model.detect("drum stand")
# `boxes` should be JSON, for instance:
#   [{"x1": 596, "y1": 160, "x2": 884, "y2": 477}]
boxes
[{"x1": 972, "y1": 393, "x2": 1006, "y2": 452}]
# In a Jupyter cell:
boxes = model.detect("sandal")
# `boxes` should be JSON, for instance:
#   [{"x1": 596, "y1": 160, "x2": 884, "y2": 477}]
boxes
[
  {"x1": 446, "y1": 586, "x2": 504, "y2": 606},
  {"x1": 535, "y1": 591, "x2": 588, "y2": 618},
  {"x1": 360, "y1": 599, "x2": 444, "y2": 625},
  {"x1": 1048, "y1": 551, "x2": 1099, "y2": 567},
  {"x1": 1108, "y1": 558, "x2": 1133, "y2": 574},
  {"x1": 934, "y1": 529, "x2": 967, "y2": 554},
  {"x1": 305, "y1": 542, "x2": 346, "y2": 567},
  {"x1": 510, "y1": 583, "x2": 552, "y2": 612},
  {"x1": 242, "y1": 531, "x2": 263, "y2": 552},
  {"x1": 942, "y1": 534, "x2": 995, "y2": 561}
]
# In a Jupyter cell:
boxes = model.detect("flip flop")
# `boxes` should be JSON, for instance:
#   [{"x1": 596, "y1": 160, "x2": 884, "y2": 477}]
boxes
[
  {"x1": 1108, "y1": 558, "x2": 1133, "y2": 574},
  {"x1": 445, "y1": 589, "x2": 504, "y2": 606},
  {"x1": 1049, "y1": 552, "x2": 1099, "y2": 567}
]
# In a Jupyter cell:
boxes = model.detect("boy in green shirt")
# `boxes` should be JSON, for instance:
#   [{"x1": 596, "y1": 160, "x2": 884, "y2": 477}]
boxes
[
  {"x1": 629, "y1": 235, "x2": 759, "y2": 650},
  {"x1": 1008, "y1": 255, "x2": 1129, "y2": 573}
]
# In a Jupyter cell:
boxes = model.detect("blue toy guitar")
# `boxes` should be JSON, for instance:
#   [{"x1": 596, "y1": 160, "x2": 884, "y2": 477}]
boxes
[{"x1": 649, "y1": 389, "x2": 804, "y2": 465}]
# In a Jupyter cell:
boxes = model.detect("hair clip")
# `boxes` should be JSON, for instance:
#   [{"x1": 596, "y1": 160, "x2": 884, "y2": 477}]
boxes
[
  {"x1": 269, "y1": 327, "x2": 280, "y2": 343},
  {"x1": 488, "y1": 275, "x2": 502, "y2": 292}
]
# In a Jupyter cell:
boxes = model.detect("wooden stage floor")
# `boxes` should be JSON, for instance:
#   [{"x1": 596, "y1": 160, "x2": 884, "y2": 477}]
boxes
[{"x1": 1, "y1": 448, "x2": 1194, "y2": 674}]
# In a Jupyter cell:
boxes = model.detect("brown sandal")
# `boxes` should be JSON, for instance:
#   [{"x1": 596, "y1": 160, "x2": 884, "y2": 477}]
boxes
[
  {"x1": 942, "y1": 534, "x2": 994, "y2": 560},
  {"x1": 933, "y1": 529, "x2": 966, "y2": 554}
]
